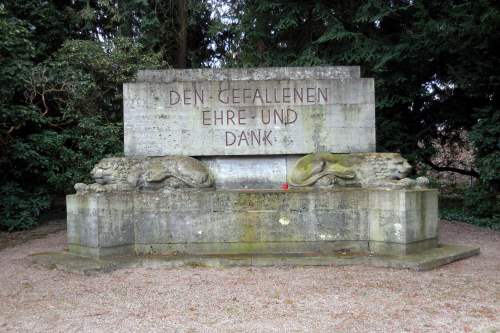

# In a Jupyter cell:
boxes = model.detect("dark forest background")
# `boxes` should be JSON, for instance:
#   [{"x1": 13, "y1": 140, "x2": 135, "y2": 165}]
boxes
[{"x1": 1, "y1": 0, "x2": 498, "y2": 230}]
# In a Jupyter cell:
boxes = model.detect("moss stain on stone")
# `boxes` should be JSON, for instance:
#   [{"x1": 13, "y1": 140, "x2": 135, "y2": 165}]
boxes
[
  {"x1": 288, "y1": 153, "x2": 357, "y2": 186},
  {"x1": 241, "y1": 223, "x2": 257, "y2": 243}
]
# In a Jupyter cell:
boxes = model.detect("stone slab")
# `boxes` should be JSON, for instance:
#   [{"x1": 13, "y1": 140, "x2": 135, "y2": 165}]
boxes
[
  {"x1": 136, "y1": 66, "x2": 361, "y2": 82},
  {"x1": 66, "y1": 188, "x2": 438, "y2": 258},
  {"x1": 30, "y1": 245, "x2": 480, "y2": 275},
  {"x1": 200, "y1": 156, "x2": 289, "y2": 189},
  {"x1": 199, "y1": 155, "x2": 311, "y2": 189},
  {"x1": 123, "y1": 77, "x2": 376, "y2": 156}
]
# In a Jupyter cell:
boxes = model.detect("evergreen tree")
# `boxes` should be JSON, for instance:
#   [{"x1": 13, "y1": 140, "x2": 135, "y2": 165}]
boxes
[{"x1": 222, "y1": 0, "x2": 500, "y2": 221}]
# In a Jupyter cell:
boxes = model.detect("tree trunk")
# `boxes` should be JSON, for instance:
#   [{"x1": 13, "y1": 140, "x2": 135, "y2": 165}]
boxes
[{"x1": 175, "y1": 0, "x2": 187, "y2": 68}]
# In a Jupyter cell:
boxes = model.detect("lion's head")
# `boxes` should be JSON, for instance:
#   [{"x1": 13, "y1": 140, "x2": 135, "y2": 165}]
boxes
[{"x1": 91, "y1": 157, "x2": 131, "y2": 185}]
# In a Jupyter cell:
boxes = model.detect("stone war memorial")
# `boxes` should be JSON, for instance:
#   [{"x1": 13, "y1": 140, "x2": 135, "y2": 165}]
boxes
[{"x1": 62, "y1": 66, "x2": 479, "y2": 271}]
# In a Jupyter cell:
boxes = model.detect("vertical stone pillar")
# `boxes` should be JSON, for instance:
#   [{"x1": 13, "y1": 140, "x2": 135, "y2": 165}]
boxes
[
  {"x1": 67, "y1": 193, "x2": 135, "y2": 257},
  {"x1": 368, "y1": 189, "x2": 439, "y2": 255}
]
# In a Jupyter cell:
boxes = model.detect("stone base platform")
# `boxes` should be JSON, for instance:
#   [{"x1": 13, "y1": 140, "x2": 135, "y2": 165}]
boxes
[
  {"x1": 67, "y1": 188, "x2": 440, "y2": 258},
  {"x1": 30, "y1": 245, "x2": 480, "y2": 274}
]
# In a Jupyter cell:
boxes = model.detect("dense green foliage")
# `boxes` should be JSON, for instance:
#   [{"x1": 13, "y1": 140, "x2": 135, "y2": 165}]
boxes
[
  {"x1": 0, "y1": 24, "x2": 161, "y2": 230},
  {"x1": 1, "y1": 0, "x2": 498, "y2": 230},
  {"x1": 0, "y1": 1, "x2": 200, "y2": 230},
  {"x1": 221, "y1": 0, "x2": 500, "y2": 224},
  {"x1": 441, "y1": 192, "x2": 500, "y2": 230}
]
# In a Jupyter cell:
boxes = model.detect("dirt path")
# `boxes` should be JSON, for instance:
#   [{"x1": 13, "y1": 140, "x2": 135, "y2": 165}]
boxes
[
  {"x1": 0, "y1": 219, "x2": 66, "y2": 251},
  {"x1": 0, "y1": 220, "x2": 498, "y2": 333}
]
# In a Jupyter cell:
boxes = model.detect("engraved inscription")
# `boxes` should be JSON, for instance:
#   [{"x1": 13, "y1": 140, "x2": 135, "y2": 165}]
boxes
[{"x1": 124, "y1": 78, "x2": 375, "y2": 156}]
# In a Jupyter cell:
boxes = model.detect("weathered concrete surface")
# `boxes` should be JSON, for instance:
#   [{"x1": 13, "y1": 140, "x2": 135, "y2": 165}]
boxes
[
  {"x1": 201, "y1": 152, "x2": 418, "y2": 190},
  {"x1": 66, "y1": 188, "x2": 439, "y2": 258},
  {"x1": 136, "y1": 66, "x2": 361, "y2": 82},
  {"x1": 30, "y1": 244, "x2": 480, "y2": 274},
  {"x1": 124, "y1": 76, "x2": 375, "y2": 156},
  {"x1": 200, "y1": 155, "x2": 291, "y2": 189}
]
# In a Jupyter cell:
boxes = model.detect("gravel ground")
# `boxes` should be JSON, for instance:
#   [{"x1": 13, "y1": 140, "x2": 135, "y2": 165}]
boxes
[{"x1": 0, "y1": 220, "x2": 498, "y2": 333}]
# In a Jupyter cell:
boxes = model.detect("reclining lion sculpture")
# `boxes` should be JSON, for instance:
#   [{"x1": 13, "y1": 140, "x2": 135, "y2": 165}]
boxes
[
  {"x1": 289, "y1": 152, "x2": 429, "y2": 189},
  {"x1": 74, "y1": 156, "x2": 213, "y2": 193}
]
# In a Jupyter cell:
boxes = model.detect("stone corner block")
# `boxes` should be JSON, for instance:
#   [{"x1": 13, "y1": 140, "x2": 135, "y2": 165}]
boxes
[{"x1": 66, "y1": 194, "x2": 135, "y2": 257}]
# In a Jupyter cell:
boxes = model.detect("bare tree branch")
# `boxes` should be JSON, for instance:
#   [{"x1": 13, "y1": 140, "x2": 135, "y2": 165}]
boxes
[{"x1": 423, "y1": 158, "x2": 479, "y2": 178}]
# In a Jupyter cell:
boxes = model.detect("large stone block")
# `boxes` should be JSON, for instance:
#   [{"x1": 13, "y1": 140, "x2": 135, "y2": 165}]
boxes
[
  {"x1": 67, "y1": 194, "x2": 134, "y2": 257},
  {"x1": 66, "y1": 188, "x2": 438, "y2": 258},
  {"x1": 124, "y1": 71, "x2": 375, "y2": 156},
  {"x1": 367, "y1": 190, "x2": 438, "y2": 255}
]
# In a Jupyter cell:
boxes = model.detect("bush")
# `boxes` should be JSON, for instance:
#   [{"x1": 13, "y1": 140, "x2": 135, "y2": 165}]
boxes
[
  {"x1": 0, "y1": 34, "x2": 163, "y2": 231},
  {"x1": 441, "y1": 188, "x2": 499, "y2": 230},
  {"x1": 440, "y1": 206, "x2": 500, "y2": 231},
  {"x1": 463, "y1": 106, "x2": 500, "y2": 222},
  {"x1": 464, "y1": 185, "x2": 497, "y2": 216},
  {"x1": 0, "y1": 183, "x2": 51, "y2": 231}
]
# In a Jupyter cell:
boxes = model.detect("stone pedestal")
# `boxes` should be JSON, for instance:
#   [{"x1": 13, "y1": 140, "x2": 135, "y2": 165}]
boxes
[
  {"x1": 67, "y1": 188, "x2": 438, "y2": 258},
  {"x1": 59, "y1": 67, "x2": 478, "y2": 270}
]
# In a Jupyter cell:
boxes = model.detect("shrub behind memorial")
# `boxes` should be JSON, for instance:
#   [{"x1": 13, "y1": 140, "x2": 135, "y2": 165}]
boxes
[{"x1": 0, "y1": 8, "x2": 162, "y2": 230}]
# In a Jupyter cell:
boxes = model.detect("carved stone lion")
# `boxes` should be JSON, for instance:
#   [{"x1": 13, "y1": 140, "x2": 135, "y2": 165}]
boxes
[
  {"x1": 289, "y1": 152, "x2": 429, "y2": 189},
  {"x1": 74, "y1": 156, "x2": 213, "y2": 193}
]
